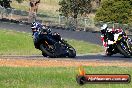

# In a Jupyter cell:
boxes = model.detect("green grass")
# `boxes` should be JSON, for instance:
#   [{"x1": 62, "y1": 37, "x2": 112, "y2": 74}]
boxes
[
  {"x1": 67, "y1": 39, "x2": 103, "y2": 54},
  {"x1": 0, "y1": 66, "x2": 131, "y2": 88},
  {"x1": 0, "y1": 29, "x2": 41, "y2": 55},
  {"x1": 11, "y1": 0, "x2": 60, "y2": 9},
  {"x1": 41, "y1": 0, "x2": 60, "y2": 5},
  {"x1": 0, "y1": 29, "x2": 103, "y2": 55}
]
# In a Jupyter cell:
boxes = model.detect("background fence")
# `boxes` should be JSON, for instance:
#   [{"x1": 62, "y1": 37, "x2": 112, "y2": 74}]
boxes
[
  {"x1": 0, "y1": 6, "x2": 132, "y2": 34},
  {"x1": 0, "y1": 6, "x2": 98, "y2": 31}
]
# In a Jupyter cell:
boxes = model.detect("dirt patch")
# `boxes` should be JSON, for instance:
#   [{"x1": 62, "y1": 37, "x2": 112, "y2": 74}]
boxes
[{"x1": 0, "y1": 57, "x2": 132, "y2": 67}]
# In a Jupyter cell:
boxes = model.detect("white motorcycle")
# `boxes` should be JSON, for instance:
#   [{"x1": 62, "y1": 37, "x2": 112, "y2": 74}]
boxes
[{"x1": 103, "y1": 28, "x2": 132, "y2": 58}]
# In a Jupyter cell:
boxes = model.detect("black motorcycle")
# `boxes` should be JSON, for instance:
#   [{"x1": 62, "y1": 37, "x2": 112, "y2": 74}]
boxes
[{"x1": 33, "y1": 28, "x2": 76, "y2": 58}]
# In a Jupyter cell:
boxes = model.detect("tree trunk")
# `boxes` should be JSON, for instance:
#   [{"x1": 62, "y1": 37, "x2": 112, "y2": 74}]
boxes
[
  {"x1": 73, "y1": 13, "x2": 78, "y2": 31},
  {"x1": 74, "y1": 18, "x2": 77, "y2": 31}
]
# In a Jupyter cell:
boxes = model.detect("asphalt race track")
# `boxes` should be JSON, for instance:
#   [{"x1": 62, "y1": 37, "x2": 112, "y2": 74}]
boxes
[
  {"x1": 0, "y1": 21, "x2": 132, "y2": 61},
  {"x1": 0, "y1": 21, "x2": 102, "y2": 45}
]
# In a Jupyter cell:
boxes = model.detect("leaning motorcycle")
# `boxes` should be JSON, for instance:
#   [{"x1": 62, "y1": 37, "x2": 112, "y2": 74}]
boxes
[
  {"x1": 33, "y1": 28, "x2": 76, "y2": 58},
  {"x1": 103, "y1": 29, "x2": 132, "y2": 58}
]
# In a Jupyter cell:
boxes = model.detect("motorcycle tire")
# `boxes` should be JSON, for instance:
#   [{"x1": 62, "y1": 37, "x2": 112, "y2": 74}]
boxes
[
  {"x1": 61, "y1": 39, "x2": 76, "y2": 58},
  {"x1": 117, "y1": 42, "x2": 131, "y2": 58},
  {"x1": 67, "y1": 45, "x2": 76, "y2": 58},
  {"x1": 42, "y1": 53, "x2": 47, "y2": 57},
  {"x1": 40, "y1": 44, "x2": 55, "y2": 58}
]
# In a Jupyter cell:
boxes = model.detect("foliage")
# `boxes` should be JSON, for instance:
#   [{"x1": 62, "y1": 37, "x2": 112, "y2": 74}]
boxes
[
  {"x1": 59, "y1": 0, "x2": 92, "y2": 18},
  {"x1": 59, "y1": 0, "x2": 92, "y2": 29},
  {"x1": 15, "y1": 0, "x2": 24, "y2": 3},
  {"x1": 0, "y1": 0, "x2": 12, "y2": 8},
  {"x1": 0, "y1": 0, "x2": 24, "y2": 8},
  {"x1": 95, "y1": 0, "x2": 132, "y2": 24}
]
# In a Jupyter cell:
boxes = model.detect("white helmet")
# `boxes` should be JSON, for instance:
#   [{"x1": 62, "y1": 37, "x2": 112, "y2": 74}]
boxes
[{"x1": 101, "y1": 24, "x2": 108, "y2": 30}]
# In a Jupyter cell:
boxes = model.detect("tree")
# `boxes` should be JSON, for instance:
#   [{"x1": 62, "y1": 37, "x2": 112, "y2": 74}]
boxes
[
  {"x1": 59, "y1": 0, "x2": 92, "y2": 18},
  {"x1": 0, "y1": 0, "x2": 12, "y2": 8},
  {"x1": 95, "y1": 0, "x2": 132, "y2": 24},
  {"x1": 59, "y1": 0, "x2": 92, "y2": 29},
  {"x1": 0, "y1": 0, "x2": 25, "y2": 8}
]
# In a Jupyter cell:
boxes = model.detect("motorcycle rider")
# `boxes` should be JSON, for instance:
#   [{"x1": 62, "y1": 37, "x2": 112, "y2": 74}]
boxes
[
  {"x1": 100, "y1": 24, "x2": 108, "y2": 47},
  {"x1": 31, "y1": 22, "x2": 70, "y2": 57},
  {"x1": 101, "y1": 24, "x2": 122, "y2": 46},
  {"x1": 31, "y1": 22, "x2": 60, "y2": 49},
  {"x1": 100, "y1": 23, "x2": 132, "y2": 55},
  {"x1": 31, "y1": 22, "x2": 41, "y2": 43}
]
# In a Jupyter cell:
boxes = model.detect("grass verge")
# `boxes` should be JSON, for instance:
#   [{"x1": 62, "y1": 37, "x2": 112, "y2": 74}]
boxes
[
  {"x1": 0, "y1": 66, "x2": 131, "y2": 88},
  {"x1": 0, "y1": 29, "x2": 41, "y2": 55},
  {"x1": 0, "y1": 29, "x2": 104, "y2": 55}
]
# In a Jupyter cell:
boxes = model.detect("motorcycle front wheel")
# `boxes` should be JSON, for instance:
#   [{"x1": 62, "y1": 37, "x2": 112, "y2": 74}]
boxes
[
  {"x1": 117, "y1": 42, "x2": 131, "y2": 58},
  {"x1": 67, "y1": 45, "x2": 76, "y2": 58}
]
